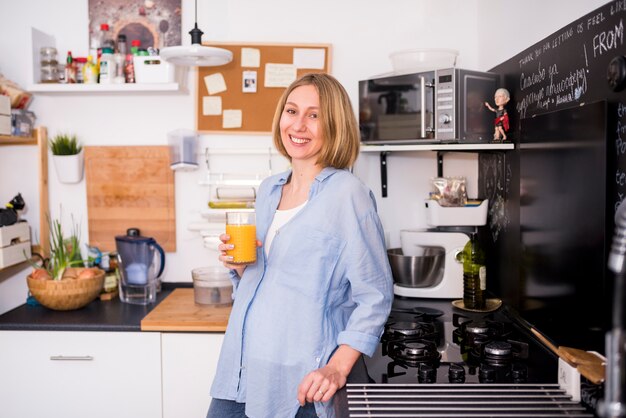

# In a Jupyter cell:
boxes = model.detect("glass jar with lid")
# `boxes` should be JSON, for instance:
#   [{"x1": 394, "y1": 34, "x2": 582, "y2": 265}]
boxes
[{"x1": 40, "y1": 46, "x2": 59, "y2": 83}]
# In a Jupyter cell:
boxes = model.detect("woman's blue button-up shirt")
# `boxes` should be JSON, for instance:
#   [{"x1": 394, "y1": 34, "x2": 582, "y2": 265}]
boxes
[{"x1": 210, "y1": 167, "x2": 394, "y2": 418}]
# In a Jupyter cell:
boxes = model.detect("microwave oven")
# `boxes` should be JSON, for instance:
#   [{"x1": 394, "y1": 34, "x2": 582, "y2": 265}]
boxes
[{"x1": 358, "y1": 68, "x2": 499, "y2": 144}]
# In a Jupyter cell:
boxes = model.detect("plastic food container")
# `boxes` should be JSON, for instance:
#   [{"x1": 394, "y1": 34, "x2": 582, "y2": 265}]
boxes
[
  {"x1": 191, "y1": 267, "x2": 233, "y2": 306},
  {"x1": 389, "y1": 48, "x2": 459, "y2": 73}
]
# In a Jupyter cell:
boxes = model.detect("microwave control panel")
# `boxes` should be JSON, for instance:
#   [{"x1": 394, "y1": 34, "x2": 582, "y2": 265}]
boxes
[{"x1": 435, "y1": 68, "x2": 456, "y2": 142}]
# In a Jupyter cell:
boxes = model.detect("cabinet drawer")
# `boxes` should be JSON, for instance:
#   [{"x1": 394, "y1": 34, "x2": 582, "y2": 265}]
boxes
[{"x1": 0, "y1": 331, "x2": 162, "y2": 418}]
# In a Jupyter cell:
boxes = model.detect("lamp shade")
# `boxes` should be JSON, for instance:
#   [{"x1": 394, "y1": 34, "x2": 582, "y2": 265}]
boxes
[{"x1": 160, "y1": 44, "x2": 233, "y2": 67}]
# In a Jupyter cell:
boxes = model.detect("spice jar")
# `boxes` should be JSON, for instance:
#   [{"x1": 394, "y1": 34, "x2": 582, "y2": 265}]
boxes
[{"x1": 40, "y1": 47, "x2": 59, "y2": 83}]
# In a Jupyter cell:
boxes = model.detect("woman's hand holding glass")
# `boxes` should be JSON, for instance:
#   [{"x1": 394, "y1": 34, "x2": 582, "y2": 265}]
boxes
[{"x1": 218, "y1": 233, "x2": 262, "y2": 277}]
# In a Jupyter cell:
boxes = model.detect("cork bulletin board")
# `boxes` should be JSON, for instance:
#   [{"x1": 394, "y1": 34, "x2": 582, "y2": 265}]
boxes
[{"x1": 196, "y1": 42, "x2": 332, "y2": 134}]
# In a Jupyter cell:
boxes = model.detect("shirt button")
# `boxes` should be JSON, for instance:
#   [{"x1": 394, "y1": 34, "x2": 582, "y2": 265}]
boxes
[{"x1": 315, "y1": 357, "x2": 321, "y2": 362}]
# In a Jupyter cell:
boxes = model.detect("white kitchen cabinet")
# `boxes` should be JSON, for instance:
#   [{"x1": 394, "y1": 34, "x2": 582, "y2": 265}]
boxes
[
  {"x1": 161, "y1": 333, "x2": 224, "y2": 418},
  {"x1": 0, "y1": 330, "x2": 162, "y2": 418}
]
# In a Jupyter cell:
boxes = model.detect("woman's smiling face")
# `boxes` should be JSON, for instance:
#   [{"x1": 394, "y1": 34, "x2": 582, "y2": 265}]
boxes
[{"x1": 279, "y1": 84, "x2": 324, "y2": 166}]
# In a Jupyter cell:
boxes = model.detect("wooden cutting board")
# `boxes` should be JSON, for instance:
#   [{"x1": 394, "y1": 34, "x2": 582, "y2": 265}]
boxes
[
  {"x1": 141, "y1": 288, "x2": 231, "y2": 332},
  {"x1": 85, "y1": 146, "x2": 176, "y2": 252}
]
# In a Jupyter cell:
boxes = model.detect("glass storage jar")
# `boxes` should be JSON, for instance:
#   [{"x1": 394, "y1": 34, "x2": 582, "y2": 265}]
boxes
[{"x1": 40, "y1": 47, "x2": 59, "y2": 83}]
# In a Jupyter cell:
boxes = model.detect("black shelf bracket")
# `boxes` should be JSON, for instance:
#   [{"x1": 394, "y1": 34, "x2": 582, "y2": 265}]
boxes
[
  {"x1": 380, "y1": 151, "x2": 388, "y2": 198},
  {"x1": 437, "y1": 151, "x2": 444, "y2": 177}
]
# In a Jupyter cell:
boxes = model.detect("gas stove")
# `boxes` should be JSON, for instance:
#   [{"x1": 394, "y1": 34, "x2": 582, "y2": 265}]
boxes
[
  {"x1": 364, "y1": 300, "x2": 557, "y2": 386},
  {"x1": 340, "y1": 297, "x2": 602, "y2": 417}
]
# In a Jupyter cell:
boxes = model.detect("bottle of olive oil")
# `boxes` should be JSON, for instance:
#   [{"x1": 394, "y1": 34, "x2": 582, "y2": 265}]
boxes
[{"x1": 462, "y1": 233, "x2": 486, "y2": 310}]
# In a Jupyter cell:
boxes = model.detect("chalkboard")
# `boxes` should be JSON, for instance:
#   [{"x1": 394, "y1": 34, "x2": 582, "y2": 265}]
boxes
[
  {"x1": 196, "y1": 42, "x2": 332, "y2": 134},
  {"x1": 491, "y1": 0, "x2": 626, "y2": 212}
]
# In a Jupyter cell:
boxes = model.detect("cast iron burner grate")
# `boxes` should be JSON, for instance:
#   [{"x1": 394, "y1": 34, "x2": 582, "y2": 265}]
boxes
[{"x1": 346, "y1": 383, "x2": 595, "y2": 417}]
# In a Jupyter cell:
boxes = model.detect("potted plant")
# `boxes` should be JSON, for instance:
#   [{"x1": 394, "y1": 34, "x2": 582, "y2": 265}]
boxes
[
  {"x1": 50, "y1": 133, "x2": 84, "y2": 183},
  {"x1": 27, "y1": 215, "x2": 104, "y2": 310}
]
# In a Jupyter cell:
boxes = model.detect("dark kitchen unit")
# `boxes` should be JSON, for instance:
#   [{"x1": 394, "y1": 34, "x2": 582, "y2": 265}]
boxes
[{"x1": 481, "y1": 0, "x2": 626, "y2": 355}]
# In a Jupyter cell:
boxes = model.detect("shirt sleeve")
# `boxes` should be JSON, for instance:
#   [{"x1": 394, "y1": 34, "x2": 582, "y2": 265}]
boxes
[
  {"x1": 228, "y1": 269, "x2": 241, "y2": 298},
  {"x1": 336, "y1": 204, "x2": 394, "y2": 357}
]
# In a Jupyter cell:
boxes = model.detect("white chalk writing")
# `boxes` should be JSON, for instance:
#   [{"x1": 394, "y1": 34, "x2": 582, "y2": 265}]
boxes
[{"x1": 592, "y1": 19, "x2": 624, "y2": 57}]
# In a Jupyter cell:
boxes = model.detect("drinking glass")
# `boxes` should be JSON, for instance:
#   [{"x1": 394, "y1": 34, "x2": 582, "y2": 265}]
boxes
[{"x1": 225, "y1": 212, "x2": 257, "y2": 264}]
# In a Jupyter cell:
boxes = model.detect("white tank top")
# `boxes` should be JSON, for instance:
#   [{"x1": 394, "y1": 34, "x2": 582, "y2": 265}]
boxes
[{"x1": 265, "y1": 201, "x2": 307, "y2": 258}]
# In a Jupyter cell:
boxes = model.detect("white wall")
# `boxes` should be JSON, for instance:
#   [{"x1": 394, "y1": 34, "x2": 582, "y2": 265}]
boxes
[{"x1": 0, "y1": 0, "x2": 609, "y2": 314}]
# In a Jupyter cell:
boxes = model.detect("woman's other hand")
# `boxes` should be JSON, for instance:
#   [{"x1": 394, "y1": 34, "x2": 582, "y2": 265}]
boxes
[
  {"x1": 218, "y1": 233, "x2": 262, "y2": 277},
  {"x1": 296, "y1": 345, "x2": 361, "y2": 405}
]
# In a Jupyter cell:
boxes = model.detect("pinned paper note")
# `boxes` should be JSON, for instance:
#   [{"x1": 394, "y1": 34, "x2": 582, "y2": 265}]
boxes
[
  {"x1": 223, "y1": 109, "x2": 242, "y2": 129},
  {"x1": 264, "y1": 63, "x2": 297, "y2": 88},
  {"x1": 203, "y1": 96, "x2": 222, "y2": 115},
  {"x1": 293, "y1": 48, "x2": 326, "y2": 70},
  {"x1": 204, "y1": 73, "x2": 227, "y2": 95},
  {"x1": 242, "y1": 71, "x2": 257, "y2": 93},
  {"x1": 241, "y1": 48, "x2": 261, "y2": 68}
]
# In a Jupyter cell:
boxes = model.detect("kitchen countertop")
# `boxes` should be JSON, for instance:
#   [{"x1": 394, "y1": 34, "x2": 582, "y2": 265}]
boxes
[
  {"x1": 0, "y1": 288, "x2": 173, "y2": 332},
  {"x1": 0, "y1": 284, "x2": 232, "y2": 333}
]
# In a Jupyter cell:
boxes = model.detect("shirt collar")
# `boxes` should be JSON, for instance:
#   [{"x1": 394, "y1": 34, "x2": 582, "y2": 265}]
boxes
[{"x1": 271, "y1": 166, "x2": 341, "y2": 187}]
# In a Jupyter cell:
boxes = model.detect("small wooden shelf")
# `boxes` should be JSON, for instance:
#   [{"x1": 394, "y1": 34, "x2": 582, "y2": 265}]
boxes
[
  {"x1": 0, "y1": 128, "x2": 49, "y2": 257},
  {"x1": 360, "y1": 143, "x2": 514, "y2": 152},
  {"x1": 27, "y1": 83, "x2": 180, "y2": 93}
]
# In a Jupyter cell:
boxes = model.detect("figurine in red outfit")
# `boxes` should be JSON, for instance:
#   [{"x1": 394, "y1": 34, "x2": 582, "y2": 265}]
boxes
[{"x1": 484, "y1": 88, "x2": 510, "y2": 141}]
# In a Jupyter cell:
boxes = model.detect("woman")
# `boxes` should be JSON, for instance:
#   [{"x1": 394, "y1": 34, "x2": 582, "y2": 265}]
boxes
[{"x1": 208, "y1": 73, "x2": 393, "y2": 418}]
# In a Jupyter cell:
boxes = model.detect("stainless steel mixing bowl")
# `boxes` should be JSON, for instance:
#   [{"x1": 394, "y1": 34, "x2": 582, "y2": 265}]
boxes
[{"x1": 387, "y1": 247, "x2": 445, "y2": 288}]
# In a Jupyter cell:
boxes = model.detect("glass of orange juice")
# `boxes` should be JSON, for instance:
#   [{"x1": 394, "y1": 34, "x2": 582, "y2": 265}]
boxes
[{"x1": 225, "y1": 212, "x2": 257, "y2": 264}]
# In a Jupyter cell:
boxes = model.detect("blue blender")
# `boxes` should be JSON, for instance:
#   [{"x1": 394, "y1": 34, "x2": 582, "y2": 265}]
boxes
[{"x1": 115, "y1": 228, "x2": 165, "y2": 305}]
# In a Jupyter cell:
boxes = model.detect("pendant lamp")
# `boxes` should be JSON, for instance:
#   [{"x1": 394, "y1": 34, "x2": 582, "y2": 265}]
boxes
[{"x1": 160, "y1": 0, "x2": 232, "y2": 67}]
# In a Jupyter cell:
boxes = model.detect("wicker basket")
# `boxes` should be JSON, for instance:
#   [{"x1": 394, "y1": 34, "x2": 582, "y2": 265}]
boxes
[{"x1": 27, "y1": 269, "x2": 105, "y2": 311}]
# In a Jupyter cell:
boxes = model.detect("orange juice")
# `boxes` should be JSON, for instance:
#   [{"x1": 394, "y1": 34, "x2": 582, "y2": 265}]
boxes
[{"x1": 226, "y1": 224, "x2": 257, "y2": 264}]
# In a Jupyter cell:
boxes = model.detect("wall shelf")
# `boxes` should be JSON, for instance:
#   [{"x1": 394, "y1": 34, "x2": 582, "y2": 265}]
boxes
[
  {"x1": 27, "y1": 83, "x2": 180, "y2": 93},
  {"x1": 0, "y1": 128, "x2": 49, "y2": 258},
  {"x1": 360, "y1": 143, "x2": 514, "y2": 152},
  {"x1": 360, "y1": 142, "x2": 514, "y2": 198}
]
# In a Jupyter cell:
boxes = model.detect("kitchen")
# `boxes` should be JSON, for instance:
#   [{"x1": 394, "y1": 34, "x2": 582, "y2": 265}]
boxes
[{"x1": 0, "y1": 0, "x2": 617, "y2": 417}]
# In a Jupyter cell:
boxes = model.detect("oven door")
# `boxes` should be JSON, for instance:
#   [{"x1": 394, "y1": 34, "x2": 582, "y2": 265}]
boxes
[
  {"x1": 359, "y1": 71, "x2": 436, "y2": 144},
  {"x1": 437, "y1": 68, "x2": 498, "y2": 143}
]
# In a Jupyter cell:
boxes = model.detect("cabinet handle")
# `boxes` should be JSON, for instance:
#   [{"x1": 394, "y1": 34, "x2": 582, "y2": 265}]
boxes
[{"x1": 49, "y1": 355, "x2": 94, "y2": 361}]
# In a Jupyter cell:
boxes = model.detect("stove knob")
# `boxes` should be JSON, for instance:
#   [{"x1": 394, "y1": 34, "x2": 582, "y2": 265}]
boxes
[
  {"x1": 418, "y1": 363, "x2": 437, "y2": 384},
  {"x1": 448, "y1": 363, "x2": 466, "y2": 383},
  {"x1": 479, "y1": 364, "x2": 496, "y2": 383},
  {"x1": 512, "y1": 363, "x2": 528, "y2": 383}
]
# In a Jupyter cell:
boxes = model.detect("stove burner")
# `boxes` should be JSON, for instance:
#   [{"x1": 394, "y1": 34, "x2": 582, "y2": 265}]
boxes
[
  {"x1": 385, "y1": 321, "x2": 437, "y2": 339},
  {"x1": 387, "y1": 338, "x2": 441, "y2": 367}
]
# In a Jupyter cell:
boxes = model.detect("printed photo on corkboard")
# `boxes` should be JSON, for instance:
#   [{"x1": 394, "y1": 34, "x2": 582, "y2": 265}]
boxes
[{"x1": 88, "y1": 0, "x2": 182, "y2": 51}]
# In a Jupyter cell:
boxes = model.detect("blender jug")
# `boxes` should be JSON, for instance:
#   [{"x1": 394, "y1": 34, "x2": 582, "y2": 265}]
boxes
[{"x1": 115, "y1": 228, "x2": 165, "y2": 305}]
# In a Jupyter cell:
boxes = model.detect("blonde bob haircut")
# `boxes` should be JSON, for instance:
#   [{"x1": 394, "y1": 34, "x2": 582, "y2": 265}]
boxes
[{"x1": 272, "y1": 73, "x2": 360, "y2": 169}]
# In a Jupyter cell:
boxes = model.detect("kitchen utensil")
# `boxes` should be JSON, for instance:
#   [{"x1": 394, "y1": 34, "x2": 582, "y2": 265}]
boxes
[
  {"x1": 116, "y1": 228, "x2": 165, "y2": 305},
  {"x1": 191, "y1": 267, "x2": 233, "y2": 306},
  {"x1": 387, "y1": 247, "x2": 444, "y2": 288},
  {"x1": 393, "y1": 229, "x2": 468, "y2": 298},
  {"x1": 531, "y1": 327, "x2": 605, "y2": 384}
]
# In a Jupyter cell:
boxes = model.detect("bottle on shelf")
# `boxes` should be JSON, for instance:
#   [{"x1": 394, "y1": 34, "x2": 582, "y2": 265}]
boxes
[
  {"x1": 124, "y1": 54, "x2": 136, "y2": 83},
  {"x1": 74, "y1": 57, "x2": 87, "y2": 84},
  {"x1": 130, "y1": 39, "x2": 141, "y2": 56},
  {"x1": 83, "y1": 54, "x2": 99, "y2": 84},
  {"x1": 91, "y1": 23, "x2": 111, "y2": 65},
  {"x1": 98, "y1": 47, "x2": 115, "y2": 84},
  {"x1": 462, "y1": 232, "x2": 486, "y2": 310},
  {"x1": 64, "y1": 51, "x2": 77, "y2": 84},
  {"x1": 116, "y1": 34, "x2": 128, "y2": 56}
]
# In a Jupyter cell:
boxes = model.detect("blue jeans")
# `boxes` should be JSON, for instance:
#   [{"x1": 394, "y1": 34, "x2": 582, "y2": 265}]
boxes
[{"x1": 206, "y1": 398, "x2": 317, "y2": 418}]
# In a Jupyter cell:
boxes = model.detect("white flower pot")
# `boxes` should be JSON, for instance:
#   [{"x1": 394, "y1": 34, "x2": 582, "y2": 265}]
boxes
[{"x1": 53, "y1": 149, "x2": 84, "y2": 184}]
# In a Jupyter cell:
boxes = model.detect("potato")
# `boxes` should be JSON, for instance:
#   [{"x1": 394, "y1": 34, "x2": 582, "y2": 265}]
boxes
[{"x1": 62, "y1": 267, "x2": 80, "y2": 280}]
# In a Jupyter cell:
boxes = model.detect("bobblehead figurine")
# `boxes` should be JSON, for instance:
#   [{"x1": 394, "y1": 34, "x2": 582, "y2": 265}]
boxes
[{"x1": 484, "y1": 88, "x2": 510, "y2": 141}]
